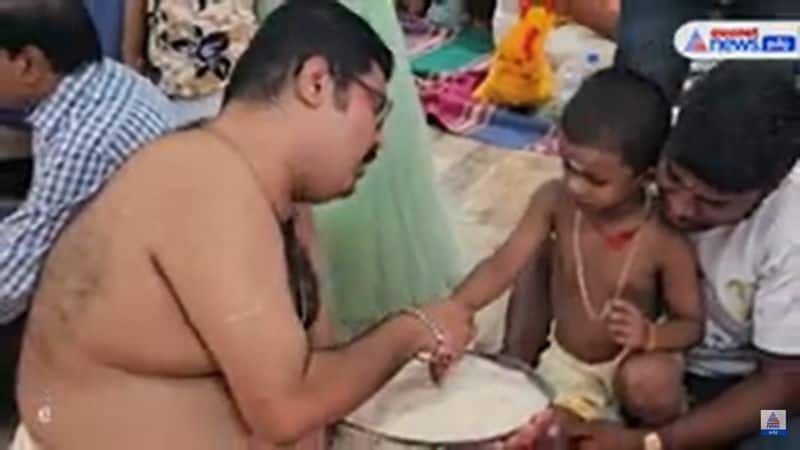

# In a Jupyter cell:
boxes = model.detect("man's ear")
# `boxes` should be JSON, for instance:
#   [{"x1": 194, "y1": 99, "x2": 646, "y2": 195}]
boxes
[
  {"x1": 8, "y1": 46, "x2": 55, "y2": 92},
  {"x1": 634, "y1": 165, "x2": 655, "y2": 182},
  {"x1": 638, "y1": 166, "x2": 659, "y2": 196},
  {"x1": 293, "y1": 55, "x2": 333, "y2": 109}
]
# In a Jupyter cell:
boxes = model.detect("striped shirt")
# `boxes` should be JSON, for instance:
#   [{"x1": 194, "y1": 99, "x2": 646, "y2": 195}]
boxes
[{"x1": 0, "y1": 59, "x2": 173, "y2": 323}]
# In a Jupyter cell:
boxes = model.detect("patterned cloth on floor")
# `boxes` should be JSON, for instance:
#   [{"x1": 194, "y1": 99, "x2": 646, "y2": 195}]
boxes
[
  {"x1": 414, "y1": 58, "x2": 552, "y2": 150},
  {"x1": 400, "y1": 13, "x2": 454, "y2": 57},
  {"x1": 401, "y1": 16, "x2": 552, "y2": 150}
]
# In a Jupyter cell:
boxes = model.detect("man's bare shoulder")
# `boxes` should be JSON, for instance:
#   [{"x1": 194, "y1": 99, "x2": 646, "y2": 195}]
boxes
[
  {"x1": 130, "y1": 130, "x2": 255, "y2": 194},
  {"x1": 124, "y1": 129, "x2": 281, "y2": 249}
]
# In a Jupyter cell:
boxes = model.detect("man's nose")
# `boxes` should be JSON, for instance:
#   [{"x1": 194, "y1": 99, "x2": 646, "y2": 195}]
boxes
[{"x1": 665, "y1": 189, "x2": 696, "y2": 221}]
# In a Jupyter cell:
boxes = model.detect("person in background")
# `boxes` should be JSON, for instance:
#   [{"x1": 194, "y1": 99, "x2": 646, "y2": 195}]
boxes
[
  {"x1": 0, "y1": 0, "x2": 126, "y2": 213},
  {"x1": 122, "y1": 0, "x2": 257, "y2": 127},
  {"x1": 82, "y1": 0, "x2": 125, "y2": 59},
  {"x1": 464, "y1": 0, "x2": 496, "y2": 28},
  {"x1": 256, "y1": 0, "x2": 465, "y2": 342},
  {"x1": 0, "y1": 0, "x2": 173, "y2": 320},
  {"x1": 616, "y1": 0, "x2": 800, "y2": 102},
  {"x1": 395, "y1": 0, "x2": 429, "y2": 16}
]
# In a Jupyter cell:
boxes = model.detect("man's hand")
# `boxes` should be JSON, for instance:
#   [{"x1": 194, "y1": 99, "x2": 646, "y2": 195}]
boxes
[
  {"x1": 502, "y1": 409, "x2": 563, "y2": 450},
  {"x1": 417, "y1": 298, "x2": 476, "y2": 382},
  {"x1": 606, "y1": 299, "x2": 650, "y2": 350},
  {"x1": 568, "y1": 421, "x2": 644, "y2": 450}
]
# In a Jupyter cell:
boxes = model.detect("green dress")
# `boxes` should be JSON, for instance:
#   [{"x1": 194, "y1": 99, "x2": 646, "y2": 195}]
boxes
[{"x1": 257, "y1": 0, "x2": 465, "y2": 339}]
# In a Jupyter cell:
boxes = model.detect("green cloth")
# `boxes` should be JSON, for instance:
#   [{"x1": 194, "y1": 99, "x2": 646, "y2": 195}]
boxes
[
  {"x1": 256, "y1": 0, "x2": 464, "y2": 339},
  {"x1": 411, "y1": 27, "x2": 493, "y2": 75},
  {"x1": 254, "y1": 0, "x2": 280, "y2": 21}
]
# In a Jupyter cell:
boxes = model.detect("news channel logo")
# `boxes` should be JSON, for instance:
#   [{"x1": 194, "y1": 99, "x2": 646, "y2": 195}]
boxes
[
  {"x1": 760, "y1": 410, "x2": 788, "y2": 437},
  {"x1": 674, "y1": 21, "x2": 800, "y2": 60}
]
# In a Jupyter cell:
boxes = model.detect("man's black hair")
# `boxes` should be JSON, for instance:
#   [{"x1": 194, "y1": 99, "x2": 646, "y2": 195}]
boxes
[
  {"x1": 561, "y1": 67, "x2": 672, "y2": 174},
  {"x1": 226, "y1": 0, "x2": 394, "y2": 103},
  {"x1": 0, "y1": 0, "x2": 102, "y2": 74},
  {"x1": 665, "y1": 60, "x2": 800, "y2": 193}
]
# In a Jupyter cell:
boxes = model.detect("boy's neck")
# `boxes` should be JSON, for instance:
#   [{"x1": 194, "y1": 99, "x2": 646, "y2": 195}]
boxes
[{"x1": 581, "y1": 189, "x2": 649, "y2": 226}]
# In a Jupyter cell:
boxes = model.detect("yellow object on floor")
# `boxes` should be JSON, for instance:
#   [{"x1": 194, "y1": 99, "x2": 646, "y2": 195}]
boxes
[{"x1": 473, "y1": 1, "x2": 555, "y2": 107}]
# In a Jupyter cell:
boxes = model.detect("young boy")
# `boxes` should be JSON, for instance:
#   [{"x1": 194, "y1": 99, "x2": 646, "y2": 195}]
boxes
[{"x1": 451, "y1": 68, "x2": 703, "y2": 426}]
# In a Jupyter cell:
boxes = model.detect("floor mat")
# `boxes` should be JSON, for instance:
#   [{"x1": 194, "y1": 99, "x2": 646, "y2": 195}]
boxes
[{"x1": 403, "y1": 17, "x2": 553, "y2": 151}]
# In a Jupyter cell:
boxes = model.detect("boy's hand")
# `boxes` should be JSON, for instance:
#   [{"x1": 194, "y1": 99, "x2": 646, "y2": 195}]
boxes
[
  {"x1": 606, "y1": 299, "x2": 650, "y2": 351},
  {"x1": 418, "y1": 299, "x2": 476, "y2": 382}
]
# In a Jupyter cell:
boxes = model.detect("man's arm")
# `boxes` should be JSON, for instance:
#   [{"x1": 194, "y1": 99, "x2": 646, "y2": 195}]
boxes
[
  {"x1": 553, "y1": 0, "x2": 619, "y2": 39},
  {"x1": 152, "y1": 150, "x2": 466, "y2": 446},
  {"x1": 451, "y1": 180, "x2": 560, "y2": 312},
  {"x1": 121, "y1": 0, "x2": 148, "y2": 70},
  {"x1": 658, "y1": 354, "x2": 800, "y2": 449}
]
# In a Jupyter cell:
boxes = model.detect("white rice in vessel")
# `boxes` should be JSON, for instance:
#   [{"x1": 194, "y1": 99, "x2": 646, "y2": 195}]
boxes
[{"x1": 346, "y1": 356, "x2": 549, "y2": 443}]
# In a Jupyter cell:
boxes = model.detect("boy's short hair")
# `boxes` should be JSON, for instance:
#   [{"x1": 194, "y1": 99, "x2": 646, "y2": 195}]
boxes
[
  {"x1": 0, "y1": 0, "x2": 102, "y2": 74},
  {"x1": 664, "y1": 60, "x2": 800, "y2": 193},
  {"x1": 560, "y1": 67, "x2": 671, "y2": 174}
]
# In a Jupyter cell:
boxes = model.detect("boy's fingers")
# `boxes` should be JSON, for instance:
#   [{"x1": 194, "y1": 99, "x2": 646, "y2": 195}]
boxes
[
  {"x1": 608, "y1": 312, "x2": 632, "y2": 325},
  {"x1": 610, "y1": 299, "x2": 639, "y2": 316}
]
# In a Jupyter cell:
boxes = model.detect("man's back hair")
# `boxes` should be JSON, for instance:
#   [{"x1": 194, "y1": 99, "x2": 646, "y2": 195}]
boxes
[
  {"x1": 561, "y1": 66, "x2": 672, "y2": 174},
  {"x1": 0, "y1": 0, "x2": 101, "y2": 74},
  {"x1": 665, "y1": 60, "x2": 800, "y2": 193},
  {"x1": 226, "y1": 0, "x2": 393, "y2": 103}
]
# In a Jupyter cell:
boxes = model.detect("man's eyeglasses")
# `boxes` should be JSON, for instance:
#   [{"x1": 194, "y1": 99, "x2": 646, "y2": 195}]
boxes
[{"x1": 353, "y1": 77, "x2": 393, "y2": 128}]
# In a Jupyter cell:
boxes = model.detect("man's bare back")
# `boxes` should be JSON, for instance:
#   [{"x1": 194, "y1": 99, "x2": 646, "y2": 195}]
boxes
[{"x1": 17, "y1": 133, "x2": 273, "y2": 450}]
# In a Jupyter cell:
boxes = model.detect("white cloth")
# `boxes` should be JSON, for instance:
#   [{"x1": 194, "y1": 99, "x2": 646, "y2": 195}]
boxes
[
  {"x1": 687, "y1": 176, "x2": 800, "y2": 377},
  {"x1": 544, "y1": 24, "x2": 616, "y2": 72},
  {"x1": 170, "y1": 91, "x2": 224, "y2": 129},
  {"x1": 8, "y1": 426, "x2": 38, "y2": 450}
]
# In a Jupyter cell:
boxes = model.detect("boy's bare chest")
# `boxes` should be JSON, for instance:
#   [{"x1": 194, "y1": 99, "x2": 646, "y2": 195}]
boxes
[{"x1": 550, "y1": 209, "x2": 662, "y2": 316}]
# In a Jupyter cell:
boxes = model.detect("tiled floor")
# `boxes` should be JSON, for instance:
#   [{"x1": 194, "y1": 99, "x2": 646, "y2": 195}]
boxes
[{"x1": 428, "y1": 129, "x2": 561, "y2": 352}]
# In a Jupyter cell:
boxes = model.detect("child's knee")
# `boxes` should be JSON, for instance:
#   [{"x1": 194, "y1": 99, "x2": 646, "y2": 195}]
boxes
[{"x1": 615, "y1": 353, "x2": 684, "y2": 426}]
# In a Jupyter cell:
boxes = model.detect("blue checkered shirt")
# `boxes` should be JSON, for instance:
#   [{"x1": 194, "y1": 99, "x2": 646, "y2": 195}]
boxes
[{"x1": 0, "y1": 59, "x2": 173, "y2": 323}]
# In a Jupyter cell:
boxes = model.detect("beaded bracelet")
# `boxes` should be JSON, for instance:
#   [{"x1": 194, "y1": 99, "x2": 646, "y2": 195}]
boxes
[{"x1": 399, "y1": 307, "x2": 448, "y2": 361}]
